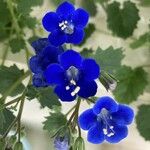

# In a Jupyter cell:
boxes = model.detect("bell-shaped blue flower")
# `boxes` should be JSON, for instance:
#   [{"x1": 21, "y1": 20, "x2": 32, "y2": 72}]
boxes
[
  {"x1": 44, "y1": 50, "x2": 100, "y2": 101},
  {"x1": 54, "y1": 136, "x2": 69, "y2": 150},
  {"x1": 29, "y1": 38, "x2": 64, "y2": 87},
  {"x1": 78, "y1": 96, "x2": 134, "y2": 144},
  {"x1": 42, "y1": 1, "x2": 89, "y2": 46}
]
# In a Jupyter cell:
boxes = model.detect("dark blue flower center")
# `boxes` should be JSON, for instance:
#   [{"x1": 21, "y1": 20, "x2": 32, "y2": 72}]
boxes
[
  {"x1": 59, "y1": 20, "x2": 74, "y2": 34},
  {"x1": 65, "y1": 66, "x2": 80, "y2": 96},
  {"x1": 97, "y1": 108, "x2": 115, "y2": 137}
]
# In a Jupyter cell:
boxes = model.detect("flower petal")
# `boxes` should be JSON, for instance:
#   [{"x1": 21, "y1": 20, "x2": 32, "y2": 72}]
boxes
[
  {"x1": 29, "y1": 56, "x2": 42, "y2": 74},
  {"x1": 72, "y1": 8, "x2": 89, "y2": 28},
  {"x1": 78, "y1": 109, "x2": 97, "y2": 130},
  {"x1": 78, "y1": 80, "x2": 97, "y2": 98},
  {"x1": 59, "y1": 50, "x2": 83, "y2": 70},
  {"x1": 82, "y1": 58, "x2": 100, "y2": 81},
  {"x1": 54, "y1": 85, "x2": 76, "y2": 102},
  {"x1": 93, "y1": 97, "x2": 118, "y2": 115},
  {"x1": 56, "y1": 2, "x2": 75, "y2": 17},
  {"x1": 48, "y1": 30, "x2": 67, "y2": 46},
  {"x1": 44, "y1": 64, "x2": 64, "y2": 85},
  {"x1": 33, "y1": 73, "x2": 47, "y2": 87},
  {"x1": 40, "y1": 45, "x2": 64, "y2": 69},
  {"x1": 42, "y1": 12, "x2": 59, "y2": 32},
  {"x1": 31, "y1": 38, "x2": 49, "y2": 54},
  {"x1": 105, "y1": 124, "x2": 128, "y2": 143},
  {"x1": 67, "y1": 28, "x2": 84, "y2": 44},
  {"x1": 87, "y1": 123, "x2": 105, "y2": 144},
  {"x1": 112, "y1": 104, "x2": 134, "y2": 125}
]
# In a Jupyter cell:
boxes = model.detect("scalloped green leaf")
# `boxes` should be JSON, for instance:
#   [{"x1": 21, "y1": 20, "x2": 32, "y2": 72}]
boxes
[
  {"x1": 0, "y1": 108, "x2": 15, "y2": 135},
  {"x1": 136, "y1": 105, "x2": 150, "y2": 141},
  {"x1": 93, "y1": 47, "x2": 125, "y2": 74},
  {"x1": 0, "y1": 65, "x2": 25, "y2": 97},
  {"x1": 26, "y1": 86, "x2": 61, "y2": 109},
  {"x1": 9, "y1": 38, "x2": 26, "y2": 53},
  {"x1": 17, "y1": 0, "x2": 44, "y2": 14},
  {"x1": 43, "y1": 112, "x2": 67, "y2": 136},
  {"x1": 106, "y1": 1, "x2": 140, "y2": 38},
  {"x1": 113, "y1": 66, "x2": 148, "y2": 104}
]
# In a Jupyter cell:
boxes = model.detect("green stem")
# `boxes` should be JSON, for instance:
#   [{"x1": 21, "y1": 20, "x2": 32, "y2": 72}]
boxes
[
  {"x1": 2, "y1": 90, "x2": 26, "y2": 139},
  {"x1": 67, "y1": 98, "x2": 81, "y2": 125},
  {"x1": 1, "y1": 47, "x2": 9, "y2": 66},
  {"x1": 65, "y1": 105, "x2": 76, "y2": 116},
  {"x1": 0, "y1": 96, "x2": 22, "y2": 111},
  {"x1": 0, "y1": 70, "x2": 31, "y2": 103},
  {"x1": 6, "y1": 0, "x2": 21, "y2": 38},
  {"x1": 17, "y1": 96, "x2": 25, "y2": 142}
]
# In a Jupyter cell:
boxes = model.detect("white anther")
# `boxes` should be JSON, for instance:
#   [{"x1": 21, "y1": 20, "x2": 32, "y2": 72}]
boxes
[
  {"x1": 64, "y1": 20, "x2": 68, "y2": 24},
  {"x1": 71, "y1": 92, "x2": 76, "y2": 96},
  {"x1": 66, "y1": 86, "x2": 70, "y2": 90},
  {"x1": 110, "y1": 126, "x2": 114, "y2": 129},
  {"x1": 70, "y1": 80, "x2": 76, "y2": 85},
  {"x1": 61, "y1": 27, "x2": 65, "y2": 30},
  {"x1": 59, "y1": 22, "x2": 63, "y2": 27},
  {"x1": 74, "y1": 86, "x2": 80, "y2": 94},
  {"x1": 107, "y1": 133, "x2": 114, "y2": 137},
  {"x1": 103, "y1": 129, "x2": 107, "y2": 135}
]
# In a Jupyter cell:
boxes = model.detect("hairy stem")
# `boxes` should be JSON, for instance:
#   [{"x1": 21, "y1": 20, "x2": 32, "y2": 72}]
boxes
[
  {"x1": 2, "y1": 90, "x2": 26, "y2": 139},
  {"x1": 65, "y1": 105, "x2": 76, "y2": 116}
]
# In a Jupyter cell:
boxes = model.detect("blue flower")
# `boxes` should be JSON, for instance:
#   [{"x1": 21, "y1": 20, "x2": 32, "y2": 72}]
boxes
[
  {"x1": 29, "y1": 38, "x2": 64, "y2": 87},
  {"x1": 44, "y1": 50, "x2": 100, "y2": 102},
  {"x1": 42, "y1": 1, "x2": 89, "y2": 46},
  {"x1": 78, "y1": 96, "x2": 134, "y2": 144},
  {"x1": 54, "y1": 136, "x2": 69, "y2": 150}
]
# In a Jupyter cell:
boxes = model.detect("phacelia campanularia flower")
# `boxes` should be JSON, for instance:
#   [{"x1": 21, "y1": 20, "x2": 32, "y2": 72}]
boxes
[
  {"x1": 42, "y1": 1, "x2": 89, "y2": 46},
  {"x1": 29, "y1": 38, "x2": 64, "y2": 87},
  {"x1": 44, "y1": 50, "x2": 100, "y2": 102},
  {"x1": 78, "y1": 96, "x2": 134, "y2": 144},
  {"x1": 54, "y1": 136, "x2": 69, "y2": 150}
]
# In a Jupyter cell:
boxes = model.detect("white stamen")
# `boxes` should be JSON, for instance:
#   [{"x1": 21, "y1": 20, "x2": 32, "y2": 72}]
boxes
[
  {"x1": 64, "y1": 20, "x2": 68, "y2": 24},
  {"x1": 110, "y1": 126, "x2": 114, "y2": 129},
  {"x1": 74, "y1": 86, "x2": 80, "y2": 94},
  {"x1": 66, "y1": 86, "x2": 70, "y2": 90},
  {"x1": 103, "y1": 129, "x2": 108, "y2": 135},
  {"x1": 107, "y1": 133, "x2": 114, "y2": 137},
  {"x1": 71, "y1": 92, "x2": 76, "y2": 96},
  {"x1": 70, "y1": 79, "x2": 76, "y2": 85}
]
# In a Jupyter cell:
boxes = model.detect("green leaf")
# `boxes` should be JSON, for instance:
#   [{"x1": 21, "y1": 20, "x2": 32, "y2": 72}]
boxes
[
  {"x1": 136, "y1": 105, "x2": 150, "y2": 141},
  {"x1": 139, "y1": 0, "x2": 150, "y2": 7},
  {"x1": 80, "y1": 0, "x2": 97, "y2": 17},
  {"x1": 19, "y1": 16, "x2": 37, "y2": 29},
  {"x1": 106, "y1": 1, "x2": 140, "y2": 38},
  {"x1": 113, "y1": 66, "x2": 148, "y2": 104},
  {"x1": 43, "y1": 112, "x2": 67, "y2": 136},
  {"x1": 17, "y1": 0, "x2": 44, "y2": 14},
  {"x1": 51, "y1": 0, "x2": 75, "y2": 6},
  {"x1": 26, "y1": 85, "x2": 37, "y2": 100},
  {"x1": 0, "y1": 65, "x2": 25, "y2": 97},
  {"x1": 130, "y1": 32, "x2": 150, "y2": 49},
  {"x1": 79, "y1": 23, "x2": 96, "y2": 46},
  {"x1": 80, "y1": 48, "x2": 93, "y2": 58},
  {"x1": 38, "y1": 87, "x2": 61, "y2": 109},
  {"x1": 0, "y1": 108, "x2": 15, "y2": 135},
  {"x1": 26, "y1": 86, "x2": 61, "y2": 109},
  {"x1": 9, "y1": 38, "x2": 26, "y2": 53},
  {"x1": 93, "y1": 46, "x2": 124, "y2": 74},
  {"x1": 0, "y1": 0, "x2": 11, "y2": 28}
]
